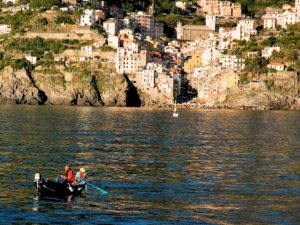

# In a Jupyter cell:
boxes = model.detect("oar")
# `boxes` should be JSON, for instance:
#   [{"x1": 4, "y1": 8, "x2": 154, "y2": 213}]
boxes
[{"x1": 76, "y1": 176, "x2": 108, "y2": 195}]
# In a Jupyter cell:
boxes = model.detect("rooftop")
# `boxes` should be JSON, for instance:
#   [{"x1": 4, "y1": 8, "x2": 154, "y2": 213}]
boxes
[{"x1": 182, "y1": 25, "x2": 212, "y2": 31}]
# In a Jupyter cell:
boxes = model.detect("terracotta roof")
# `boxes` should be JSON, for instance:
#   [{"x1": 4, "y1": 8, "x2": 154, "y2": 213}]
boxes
[
  {"x1": 224, "y1": 27, "x2": 233, "y2": 31},
  {"x1": 269, "y1": 61, "x2": 284, "y2": 66}
]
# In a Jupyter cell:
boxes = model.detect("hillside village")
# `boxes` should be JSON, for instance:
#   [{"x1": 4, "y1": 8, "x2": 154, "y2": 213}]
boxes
[{"x1": 0, "y1": 0, "x2": 300, "y2": 109}]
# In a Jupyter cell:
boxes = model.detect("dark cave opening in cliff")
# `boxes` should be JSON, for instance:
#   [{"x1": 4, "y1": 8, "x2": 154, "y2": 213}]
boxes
[{"x1": 123, "y1": 74, "x2": 142, "y2": 107}]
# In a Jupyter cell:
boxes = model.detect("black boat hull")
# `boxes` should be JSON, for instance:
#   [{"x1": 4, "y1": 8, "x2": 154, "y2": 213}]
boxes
[{"x1": 35, "y1": 178, "x2": 85, "y2": 199}]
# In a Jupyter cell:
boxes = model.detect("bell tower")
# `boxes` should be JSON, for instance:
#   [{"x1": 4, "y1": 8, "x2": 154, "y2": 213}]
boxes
[
  {"x1": 176, "y1": 21, "x2": 183, "y2": 40},
  {"x1": 296, "y1": 0, "x2": 300, "y2": 22}
]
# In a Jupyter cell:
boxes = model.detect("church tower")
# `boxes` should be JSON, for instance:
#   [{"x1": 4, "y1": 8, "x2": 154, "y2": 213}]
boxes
[
  {"x1": 205, "y1": 15, "x2": 216, "y2": 31},
  {"x1": 176, "y1": 21, "x2": 183, "y2": 40},
  {"x1": 296, "y1": 0, "x2": 300, "y2": 22},
  {"x1": 148, "y1": 0, "x2": 155, "y2": 15}
]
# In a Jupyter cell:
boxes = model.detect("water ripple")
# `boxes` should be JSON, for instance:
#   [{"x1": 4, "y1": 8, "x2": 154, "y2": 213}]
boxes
[{"x1": 0, "y1": 106, "x2": 299, "y2": 224}]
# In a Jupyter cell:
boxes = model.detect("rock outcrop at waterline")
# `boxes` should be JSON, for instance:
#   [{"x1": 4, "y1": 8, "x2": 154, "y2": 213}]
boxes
[
  {"x1": 1, "y1": 66, "x2": 299, "y2": 109},
  {"x1": 0, "y1": 67, "x2": 46, "y2": 105},
  {"x1": 0, "y1": 66, "x2": 128, "y2": 106}
]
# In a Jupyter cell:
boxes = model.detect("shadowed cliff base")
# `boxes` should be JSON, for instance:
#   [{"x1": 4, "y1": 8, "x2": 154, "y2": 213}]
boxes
[{"x1": 123, "y1": 74, "x2": 142, "y2": 107}]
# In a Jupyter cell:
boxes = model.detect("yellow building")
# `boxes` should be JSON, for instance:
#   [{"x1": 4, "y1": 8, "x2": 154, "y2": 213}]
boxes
[{"x1": 184, "y1": 51, "x2": 202, "y2": 74}]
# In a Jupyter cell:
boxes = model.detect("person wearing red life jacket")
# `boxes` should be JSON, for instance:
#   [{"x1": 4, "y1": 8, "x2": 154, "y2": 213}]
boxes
[{"x1": 60, "y1": 165, "x2": 76, "y2": 183}]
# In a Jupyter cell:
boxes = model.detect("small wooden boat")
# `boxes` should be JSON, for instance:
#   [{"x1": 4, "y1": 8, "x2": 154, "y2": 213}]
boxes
[{"x1": 34, "y1": 173, "x2": 85, "y2": 199}]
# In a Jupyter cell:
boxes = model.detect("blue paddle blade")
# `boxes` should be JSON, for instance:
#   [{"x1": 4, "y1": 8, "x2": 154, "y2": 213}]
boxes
[{"x1": 76, "y1": 176, "x2": 108, "y2": 195}]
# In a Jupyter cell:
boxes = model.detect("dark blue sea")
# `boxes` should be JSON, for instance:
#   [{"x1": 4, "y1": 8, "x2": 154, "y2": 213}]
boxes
[{"x1": 0, "y1": 106, "x2": 299, "y2": 224}]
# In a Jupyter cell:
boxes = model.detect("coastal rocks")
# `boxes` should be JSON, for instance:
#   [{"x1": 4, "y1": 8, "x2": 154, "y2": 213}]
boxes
[
  {"x1": 96, "y1": 73, "x2": 127, "y2": 107},
  {"x1": 139, "y1": 91, "x2": 172, "y2": 108},
  {"x1": 0, "y1": 67, "x2": 46, "y2": 105},
  {"x1": 33, "y1": 74, "x2": 105, "y2": 106},
  {"x1": 221, "y1": 86, "x2": 293, "y2": 110},
  {"x1": 0, "y1": 66, "x2": 129, "y2": 107}
]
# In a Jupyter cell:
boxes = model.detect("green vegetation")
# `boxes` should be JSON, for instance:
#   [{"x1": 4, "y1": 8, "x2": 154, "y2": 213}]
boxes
[
  {"x1": 91, "y1": 24, "x2": 107, "y2": 37},
  {"x1": 265, "y1": 79, "x2": 275, "y2": 90},
  {"x1": 39, "y1": 17, "x2": 49, "y2": 26},
  {"x1": 244, "y1": 57, "x2": 268, "y2": 75},
  {"x1": 276, "y1": 24, "x2": 300, "y2": 49},
  {"x1": 55, "y1": 15, "x2": 75, "y2": 24},
  {"x1": 100, "y1": 46, "x2": 115, "y2": 52},
  {"x1": 232, "y1": 40, "x2": 262, "y2": 56},
  {"x1": 29, "y1": 0, "x2": 59, "y2": 9},
  {"x1": 112, "y1": 0, "x2": 295, "y2": 17},
  {"x1": 0, "y1": 11, "x2": 36, "y2": 33},
  {"x1": 5, "y1": 37, "x2": 65, "y2": 57},
  {"x1": 3, "y1": 38, "x2": 90, "y2": 60},
  {"x1": 231, "y1": 24, "x2": 300, "y2": 71},
  {"x1": 261, "y1": 36, "x2": 277, "y2": 47},
  {"x1": 216, "y1": 22, "x2": 237, "y2": 30},
  {"x1": 12, "y1": 58, "x2": 33, "y2": 71},
  {"x1": 0, "y1": 60, "x2": 7, "y2": 71},
  {"x1": 239, "y1": 72, "x2": 250, "y2": 85}
]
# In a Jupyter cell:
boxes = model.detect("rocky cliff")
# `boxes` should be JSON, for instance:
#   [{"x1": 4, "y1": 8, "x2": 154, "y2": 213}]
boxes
[
  {"x1": 0, "y1": 66, "x2": 129, "y2": 107},
  {"x1": 205, "y1": 82, "x2": 298, "y2": 110},
  {"x1": 1, "y1": 66, "x2": 299, "y2": 109},
  {"x1": 0, "y1": 67, "x2": 46, "y2": 105}
]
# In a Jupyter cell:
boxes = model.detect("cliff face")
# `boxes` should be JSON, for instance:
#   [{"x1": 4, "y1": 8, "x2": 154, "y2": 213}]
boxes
[
  {"x1": 0, "y1": 66, "x2": 128, "y2": 107},
  {"x1": 1, "y1": 66, "x2": 299, "y2": 109},
  {"x1": 0, "y1": 67, "x2": 47, "y2": 105},
  {"x1": 208, "y1": 83, "x2": 295, "y2": 110}
]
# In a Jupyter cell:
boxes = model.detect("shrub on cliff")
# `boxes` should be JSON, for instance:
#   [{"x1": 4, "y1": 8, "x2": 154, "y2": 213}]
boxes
[
  {"x1": 1, "y1": 11, "x2": 35, "y2": 33},
  {"x1": 55, "y1": 15, "x2": 74, "y2": 25},
  {"x1": 5, "y1": 37, "x2": 65, "y2": 57},
  {"x1": 12, "y1": 58, "x2": 33, "y2": 72}
]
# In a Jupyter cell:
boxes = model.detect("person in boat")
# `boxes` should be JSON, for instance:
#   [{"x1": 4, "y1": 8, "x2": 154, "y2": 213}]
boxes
[
  {"x1": 60, "y1": 165, "x2": 76, "y2": 184},
  {"x1": 75, "y1": 168, "x2": 87, "y2": 183}
]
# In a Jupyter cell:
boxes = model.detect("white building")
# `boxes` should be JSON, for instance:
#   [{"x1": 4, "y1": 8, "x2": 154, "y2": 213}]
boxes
[
  {"x1": 277, "y1": 9, "x2": 296, "y2": 29},
  {"x1": 219, "y1": 55, "x2": 245, "y2": 71},
  {"x1": 80, "y1": 9, "x2": 95, "y2": 26},
  {"x1": 25, "y1": 55, "x2": 37, "y2": 65},
  {"x1": 263, "y1": 17, "x2": 277, "y2": 29},
  {"x1": 107, "y1": 35, "x2": 119, "y2": 49},
  {"x1": 262, "y1": 46, "x2": 281, "y2": 59},
  {"x1": 262, "y1": 5, "x2": 298, "y2": 29},
  {"x1": 267, "y1": 62, "x2": 285, "y2": 71},
  {"x1": 217, "y1": 39, "x2": 230, "y2": 51},
  {"x1": 103, "y1": 18, "x2": 119, "y2": 36},
  {"x1": 219, "y1": 27, "x2": 234, "y2": 39},
  {"x1": 138, "y1": 63, "x2": 164, "y2": 88},
  {"x1": 175, "y1": 1, "x2": 187, "y2": 11},
  {"x1": 115, "y1": 42, "x2": 147, "y2": 74},
  {"x1": 236, "y1": 19, "x2": 257, "y2": 40},
  {"x1": 296, "y1": 0, "x2": 300, "y2": 22},
  {"x1": 202, "y1": 47, "x2": 220, "y2": 66},
  {"x1": 4, "y1": 0, "x2": 18, "y2": 4},
  {"x1": 205, "y1": 15, "x2": 216, "y2": 31},
  {"x1": 140, "y1": 68, "x2": 155, "y2": 88},
  {"x1": 0, "y1": 24, "x2": 12, "y2": 34},
  {"x1": 219, "y1": 19, "x2": 256, "y2": 41}
]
